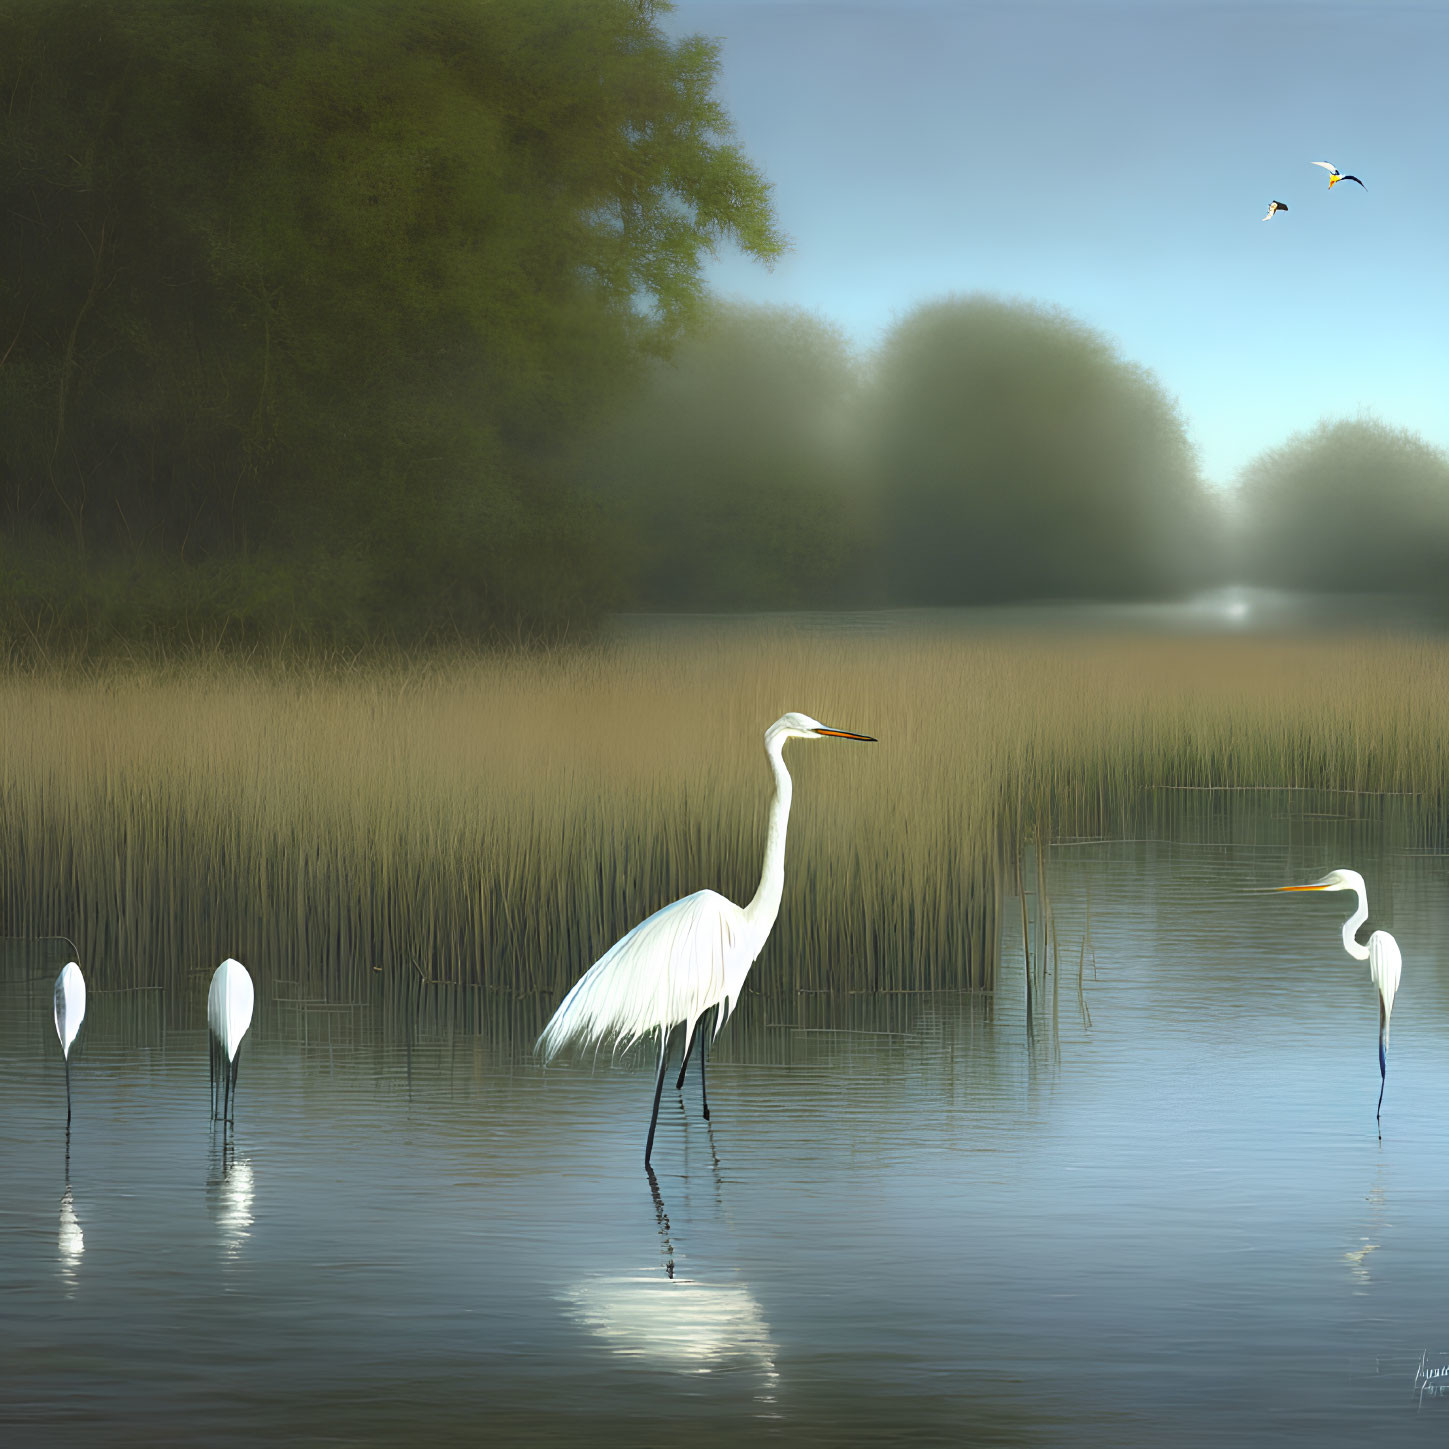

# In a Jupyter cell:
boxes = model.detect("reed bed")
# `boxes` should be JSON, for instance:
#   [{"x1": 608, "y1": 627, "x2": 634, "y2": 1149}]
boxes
[{"x1": 3, "y1": 629, "x2": 1449, "y2": 1000}]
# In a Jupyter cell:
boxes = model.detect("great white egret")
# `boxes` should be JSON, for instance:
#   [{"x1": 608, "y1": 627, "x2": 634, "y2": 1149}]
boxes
[
  {"x1": 53, "y1": 961, "x2": 86, "y2": 1125},
  {"x1": 1278, "y1": 869, "x2": 1401, "y2": 1118},
  {"x1": 1311, "y1": 161, "x2": 1365, "y2": 190},
  {"x1": 208, "y1": 958, "x2": 255, "y2": 1125},
  {"x1": 537, "y1": 711, "x2": 876, "y2": 1166},
  {"x1": 1262, "y1": 200, "x2": 1288, "y2": 221}
]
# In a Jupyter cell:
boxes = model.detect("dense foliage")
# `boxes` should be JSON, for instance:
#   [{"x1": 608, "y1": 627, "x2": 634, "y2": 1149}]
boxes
[
  {"x1": 0, "y1": 0, "x2": 783, "y2": 646},
  {"x1": 572, "y1": 302, "x2": 868, "y2": 609},
  {"x1": 1236, "y1": 419, "x2": 1449, "y2": 593},
  {"x1": 864, "y1": 296, "x2": 1214, "y2": 604}
]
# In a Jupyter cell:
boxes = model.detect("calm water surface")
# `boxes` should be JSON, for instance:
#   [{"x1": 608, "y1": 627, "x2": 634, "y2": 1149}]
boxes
[{"x1": 6, "y1": 801, "x2": 1449, "y2": 1446}]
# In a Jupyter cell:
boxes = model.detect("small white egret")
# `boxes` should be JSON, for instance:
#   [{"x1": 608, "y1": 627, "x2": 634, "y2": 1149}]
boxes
[
  {"x1": 1311, "y1": 161, "x2": 1365, "y2": 190},
  {"x1": 53, "y1": 961, "x2": 86, "y2": 1125},
  {"x1": 208, "y1": 958, "x2": 255, "y2": 1125},
  {"x1": 1278, "y1": 869, "x2": 1401, "y2": 1118},
  {"x1": 1262, "y1": 200, "x2": 1288, "y2": 221},
  {"x1": 537, "y1": 712, "x2": 876, "y2": 1166}
]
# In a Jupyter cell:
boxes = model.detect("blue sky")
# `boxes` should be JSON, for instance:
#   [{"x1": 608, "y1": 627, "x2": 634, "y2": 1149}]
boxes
[{"x1": 664, "y1": 1, "x2": 1448, "y2": 486}]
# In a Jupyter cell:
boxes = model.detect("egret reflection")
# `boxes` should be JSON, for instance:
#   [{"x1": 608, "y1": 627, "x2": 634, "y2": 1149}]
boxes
[
  {"x1": 1344, "y1": 1169, "x2": 1387, "y2": 1293},
  {"x1": 57, "y1": 1185, "x2": 84, "y2": 1292},
  {"x1": 208, "y1": 1152, "x2": 254, "y2": 1260},
  {"x1": 565, "y1": 1273, "x2": 779, "y2": 1399},
  {"x1": 564, "y1": 1166, "x2": 779, "y2": 1403}
]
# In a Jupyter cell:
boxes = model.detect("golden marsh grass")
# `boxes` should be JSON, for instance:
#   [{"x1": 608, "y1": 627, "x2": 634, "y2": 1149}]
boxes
[{"x1": 3, "y1": 629, "x2": 1449, "y2": 1000}]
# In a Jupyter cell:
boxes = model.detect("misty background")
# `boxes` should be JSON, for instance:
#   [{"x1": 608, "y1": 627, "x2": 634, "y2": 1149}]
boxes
[{"x1": 1, "y1": 0, "x2": 1445, "y2": 650}]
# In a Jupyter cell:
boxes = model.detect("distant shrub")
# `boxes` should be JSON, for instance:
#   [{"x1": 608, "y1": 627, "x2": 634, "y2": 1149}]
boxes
[
  {"x1": 865, "y1": 295, "x2": 1215, "y2": 603},
  {"x1": 1235, "y1": 419, "x2": 1449, "y2": 592}
]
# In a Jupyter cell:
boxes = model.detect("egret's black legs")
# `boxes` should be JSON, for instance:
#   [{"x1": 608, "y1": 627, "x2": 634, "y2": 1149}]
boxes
[
  {"x1": 644, "y1": 1032, "x2": 671, "y2": 1168},
  {"x1": 65, "y1": 1056, "x2": 72, "y2": 1128},
  {"x1": 698, "y1": 1027, "x2": 710, "y2": 1121},
  {"x1": 675, "y1": 1021, "x2": 699, "y2": 1092},
  {"x1": 228, "y1": 1051, "x2": 241, "y2": 1126}
]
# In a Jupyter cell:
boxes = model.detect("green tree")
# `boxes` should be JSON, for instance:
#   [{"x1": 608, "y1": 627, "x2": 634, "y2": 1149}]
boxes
[
  {"x1": 865, "y1": 295, "x2": 1212, "y2": 604},
  {"x1": 0, "y1": 0, "x2": 783, "y2": 645},
  {"x1": 1236, "y1": 418, "x2": 1449, "y2": 592},
  {"x1": 575, "y1": 302, "x2": 865, "y2": 608}
]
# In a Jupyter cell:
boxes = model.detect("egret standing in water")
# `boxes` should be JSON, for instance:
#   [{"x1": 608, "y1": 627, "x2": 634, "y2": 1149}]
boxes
[
  {"x1": 538, "y1": 712, "x2": 876, "y2": 1167},
  {"x1": 208, "y1": 958, "x2": 255, "y2": 1126},
  {"x1": 54, "y1": 961, "x2": 86, "y2": 1126},
  {"x1": 1278, "y1": 870, "x2": 1401, "y2": 1119}
]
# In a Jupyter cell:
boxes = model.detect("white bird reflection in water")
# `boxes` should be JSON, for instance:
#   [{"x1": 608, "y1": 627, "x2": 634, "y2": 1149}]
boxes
[
  {"x1": 563, "y1": 1164, "x2": 779, "y2": 1406},
  {"x1": 208, "y1": 1153, "x2": 255, "y2": 1260},
  {"x1": 1343, "y1": 1169, "x2": 1387, "y2": 1293},
  {"x1": 565, "y1": 1274, "x2": 780, "y2": 1402},
  {"x1": 58, "y1": 1185, "x2": 84, "y2": 1294}
]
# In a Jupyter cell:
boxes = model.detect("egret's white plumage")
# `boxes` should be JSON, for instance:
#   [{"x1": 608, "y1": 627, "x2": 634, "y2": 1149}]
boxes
[
  {"x1": 54, "y1": 961, "x2": 86, "y2": 1059},
  {"x1": 1278, "y1": 868, "x2": 1401, "y2": 1118},
  {"x1": 538, "y1": 711, "x2": 876, "y2": 1164},
  {"x1": 54, "y1": 961, "x2": 86, "y2": 1124},
  {"x1": 208, "y1": 958, "x2": 254, "y2": 1124}
]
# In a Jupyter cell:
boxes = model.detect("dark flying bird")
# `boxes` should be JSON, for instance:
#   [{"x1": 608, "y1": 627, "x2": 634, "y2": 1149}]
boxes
[
  {"x1": 1311, "y1": 162, "x2": 1365, "y2": 189},
  {"x1": 1261, "y1": 200, "x2": 1288, "y2": 221}
]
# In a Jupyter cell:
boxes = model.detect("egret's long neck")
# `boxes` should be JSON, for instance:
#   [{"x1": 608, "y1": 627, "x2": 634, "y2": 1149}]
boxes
[
  {"x1": 1342, "y1": 885, "x2": 1370, "y2": 962},
  {"x1": 744, "y1": 736, "x2": 793, "y2": 935}
]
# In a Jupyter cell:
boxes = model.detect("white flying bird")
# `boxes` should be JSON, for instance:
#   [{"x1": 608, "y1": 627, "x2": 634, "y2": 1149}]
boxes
[
  {"x1": 537, "y1": 712, "x2": 876, "y2": 1167},
  {"x1": 1311, "y1": 162, "x2": 1365, "y2": 190},
  {"x1": 1261, "y1": 200, "x2": 1288, "y2": 221}
]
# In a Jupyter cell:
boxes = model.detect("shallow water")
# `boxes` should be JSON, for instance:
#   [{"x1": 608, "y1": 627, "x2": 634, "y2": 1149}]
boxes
[
  {"x1": 6, "y1": 800, "x2": 1449, "y2": 1446},
  {"x1": 610, "y1": 586, "x2": 1449, "y2": 640}
]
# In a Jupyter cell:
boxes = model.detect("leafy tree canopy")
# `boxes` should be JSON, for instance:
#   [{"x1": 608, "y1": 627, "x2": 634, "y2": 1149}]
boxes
[
  {"x1": 574, "y1": 301, "x2": 866, "y2": 609},
  {"x1": 0, "y1": 0, "x2": 782, "y2": 644},
  {"x1": 866, "y1": 295, "x2": 1212, "y2": 604}
]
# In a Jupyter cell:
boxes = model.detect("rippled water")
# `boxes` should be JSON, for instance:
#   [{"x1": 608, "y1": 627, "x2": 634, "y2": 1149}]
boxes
[{"x1": 6, "y1": 799, "x2": 1449, "y2": 1446}]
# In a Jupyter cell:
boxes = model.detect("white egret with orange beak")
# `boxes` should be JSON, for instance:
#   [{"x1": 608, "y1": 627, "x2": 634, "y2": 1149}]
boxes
[
  {"x1": 1277, "y1": 869, "x2": 1400, "y2": 1118},
  {"x1": 538, "y1": 712, "x2": 876, "y2": 1167}
]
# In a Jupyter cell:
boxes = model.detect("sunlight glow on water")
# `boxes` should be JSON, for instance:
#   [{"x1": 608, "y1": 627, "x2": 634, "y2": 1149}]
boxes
[{"x1": 5, "y1": 799, "x2": 1449, "y2": 1445}]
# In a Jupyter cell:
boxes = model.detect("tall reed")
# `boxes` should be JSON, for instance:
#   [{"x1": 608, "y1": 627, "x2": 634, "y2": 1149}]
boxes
[{"x1": 3, "y1": 630, "x2": 1448, "y2": 998}]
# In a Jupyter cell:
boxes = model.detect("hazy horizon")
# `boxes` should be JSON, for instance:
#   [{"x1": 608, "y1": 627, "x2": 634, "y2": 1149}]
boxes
[{"x1": 665, "y1": 0, "x2": 1449, "y2": 488}]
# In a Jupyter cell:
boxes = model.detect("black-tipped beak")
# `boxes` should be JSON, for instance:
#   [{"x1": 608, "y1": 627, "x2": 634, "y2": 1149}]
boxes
[{"x1": 813, "y1": 728, "x2": 877, "y2": 742}]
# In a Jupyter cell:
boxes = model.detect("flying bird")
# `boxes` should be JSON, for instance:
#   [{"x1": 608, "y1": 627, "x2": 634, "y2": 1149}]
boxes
[
  {"x1": 54, "y1": 961, "x2": 86, "y2": 1125},
  {"x1": 1277, "y1": 869, "x2": 1400, "y2": 1119},
  {"x1": 1311, "y1": 162, "x2": 1365, "y2": 189},
  {"x1": 1261, "y1": 200, "x2": 1288, "y2": 221},
  {"x1": 537, "y1": 712, "x2": 876, "y2": 1167},
  {"x1": 208, "y1": 958, "x2": 255, "y2": 1126}
]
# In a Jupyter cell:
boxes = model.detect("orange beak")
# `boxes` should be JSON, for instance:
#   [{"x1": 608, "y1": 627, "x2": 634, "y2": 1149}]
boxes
[{"x1": 814, "y1": 728, "x2": 877, "y2": 742}]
